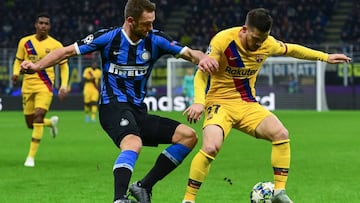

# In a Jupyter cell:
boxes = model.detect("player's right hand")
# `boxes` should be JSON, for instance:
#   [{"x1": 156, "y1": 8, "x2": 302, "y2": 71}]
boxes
[
  {"x1": 183, "y1": 103, "x2": 205, "y2": 124},
  {"x1": 11, "y1": 75, "x2": 18, "y2": 85}
]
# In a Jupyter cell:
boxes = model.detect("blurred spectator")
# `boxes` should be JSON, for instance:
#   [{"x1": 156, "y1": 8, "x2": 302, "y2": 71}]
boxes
[
  {"x1": 0, "y1": 0, "x2": 178, "y2": 48},
  {"x1": 1, "y1": 0, "x2": 358, "y2": 51}
]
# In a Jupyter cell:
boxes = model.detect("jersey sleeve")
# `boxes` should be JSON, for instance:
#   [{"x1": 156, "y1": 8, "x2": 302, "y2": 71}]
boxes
[
  {"x1": 74, "y1": 28, "x2": 116, "y2": 55},
  {"x1": 13, "y1": 38, "x2": 26, "y2": 75},
  {"x1": 59, "y1": 62, "x2": 69, "y2": 88},
  {"x1": 193, "y1": 69, "x2": 210, "y2": 105},
  {"x1": 285, "y1": 43, "x2": 328, "y2": 62},
  {"x1": 268, "y1": 36, "x2": 328, "y2": 61},
  {"x1": 267, "y1": 36, "x2": 288, "y2": 55},
  {"x1": 206, "y1": 30, "x2": 228, "y2": 63},
  {"x1": 152, "y1": 30, "x2": 184, "y2": 57}
]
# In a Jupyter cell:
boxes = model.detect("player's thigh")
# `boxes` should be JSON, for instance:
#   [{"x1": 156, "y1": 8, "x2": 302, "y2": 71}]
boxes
[
  {"x1": 83, "y1": 92, "x2": 91, "y2": 103},
  {"x1": 34, "y1": 91, "x2": 53, "y2": 111},
  {"x1": 234, "y1": 102, "x2": 273, "y2": 137},
  {"x1": 22, "y1": 92, "x2": 35, "y2": 115},
  {"x1": 140, "y1": 114, "x2": 180, "y2": 146},
  {"x1": 99, "y1": 104, "x2": 140, "y2": 147},
  {"x1": 90, "y1": 90, "x2": 99, "y2": 102},
  {"x1": 255, "y1": 114, "x2": 288, "y2": 141},
  {"x1": 203, "y1": 102, "x2": 234, "y2": 138}
]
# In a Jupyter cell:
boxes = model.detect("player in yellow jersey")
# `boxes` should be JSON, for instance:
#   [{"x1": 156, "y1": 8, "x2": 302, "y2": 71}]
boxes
[
  {"x1": 182, "y1": 8, "x2": 351, "y2": 203},
  {"x1": 82, "y1": 61, "x2": 102, "y2": 122},
  {"x1": 12, "y1": 13, "x2": 69, "y2": 167}
]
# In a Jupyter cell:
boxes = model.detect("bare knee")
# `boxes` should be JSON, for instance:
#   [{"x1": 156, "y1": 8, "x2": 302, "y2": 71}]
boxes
[
  {"x1": 172, "y1": 124, "x2": 198, "y2": 149},
  {"x1": 272, "y1": 127, "x2": 289, "y2": 141},
  {"x1": 201, "y1": 144, "x2": 220, "y2": 158}
]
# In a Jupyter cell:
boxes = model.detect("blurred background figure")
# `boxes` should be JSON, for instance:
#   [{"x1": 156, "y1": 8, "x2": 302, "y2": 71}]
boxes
[
  {"x1": 288, "y1": 75, "x2": 298, "y2": 94},
  {"x1": 12, "y1": 13, "x2": 69, "y2": 167},
  {"x1": 82, "y1": 61, "x2": 101, "y2": 123},
  {"x1": 182, "y1": 67, "x2": 195, "y2": 107}
]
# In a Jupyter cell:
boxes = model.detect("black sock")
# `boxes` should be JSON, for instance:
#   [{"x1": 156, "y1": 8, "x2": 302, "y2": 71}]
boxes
[
  {"x1": 113, "y1": 167, "x2": 132, "y2": 201},
  {"x1": 140, "y1": 153, "x2": 177, "y2": 190}
]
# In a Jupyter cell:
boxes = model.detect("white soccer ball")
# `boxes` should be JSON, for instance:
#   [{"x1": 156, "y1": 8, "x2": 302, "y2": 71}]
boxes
[{"x1": 250, "y1": 181, "x2": 274, "y2": 203}]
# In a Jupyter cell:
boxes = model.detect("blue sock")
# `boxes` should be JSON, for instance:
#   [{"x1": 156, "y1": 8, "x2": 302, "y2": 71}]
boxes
[
  {"x1": 113, "y1": 150, "x2": 138, "y2": 171},
  {"x1": 163, "y1": 143, "x2": 191, "y2": 165}
]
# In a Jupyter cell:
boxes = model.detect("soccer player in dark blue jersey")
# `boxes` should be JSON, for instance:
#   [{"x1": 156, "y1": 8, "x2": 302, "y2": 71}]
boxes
[{"x1": 20, "y1": 0, "x2": 218, "y2": 203}]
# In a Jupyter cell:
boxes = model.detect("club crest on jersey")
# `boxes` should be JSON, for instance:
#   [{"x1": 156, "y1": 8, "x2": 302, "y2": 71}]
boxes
[
  {"x1": 205, "y1": 45, "x2": 212, "y2": 55},
  {"x1": 45, "y1": 48, "x2": 51, "y2": 54},
  {"x1": 82, "y1": 34, "x2": 94, "y2": 44},
  {"x1": 140, "y1": 51, "x2": 151, "y2": 62},
  {"x1": 255, "y1": 55, "x2": 264, "y2": 63}
]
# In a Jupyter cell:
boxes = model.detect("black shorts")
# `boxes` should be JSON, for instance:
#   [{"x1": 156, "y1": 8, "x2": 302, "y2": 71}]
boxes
[{"x1": 99, "y1": 101, "x2": 180, "y2": 147}]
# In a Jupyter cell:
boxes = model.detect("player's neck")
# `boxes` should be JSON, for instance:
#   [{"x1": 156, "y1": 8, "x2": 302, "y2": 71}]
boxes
[
  {"x1": 36, "y1": 34, "x2": 48, "y2": 41},
  {"x1": 122, "y1": 23, "x2": 141, "y2": 43},
  {"x1": 239, "y1": 29, "x2": 247, "y2": 50}
]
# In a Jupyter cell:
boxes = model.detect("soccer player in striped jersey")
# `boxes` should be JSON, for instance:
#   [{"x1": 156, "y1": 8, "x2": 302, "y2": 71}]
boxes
[
  {"x1": 12, "y1": 13, "x2": 69, "y2": 168},
  {"x1": 82, "y1": 61, "x2": 102, "y2": 122},
  {"x1": 182, "y1": 8, "x2": 351, "y2": 203},
  {"x1": 20, "y1": 0, "x2": 218, "y2": 203}
]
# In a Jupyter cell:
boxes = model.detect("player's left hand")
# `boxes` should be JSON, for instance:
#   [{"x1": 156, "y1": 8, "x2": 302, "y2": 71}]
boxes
[
  {"x1": 327, "y1": 54, "x2": 351, "y2": 64},
  {"x1": 183, "y1": 103, "x2": 205, "y2": 124},
  {"x1": 58, "y1": 86, "x2": 68, "y2": 101}
]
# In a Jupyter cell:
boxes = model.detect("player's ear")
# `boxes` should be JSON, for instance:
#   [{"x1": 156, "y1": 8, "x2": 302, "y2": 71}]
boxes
[
  {"x1": 127, "y1": 16, "x2": 135, "y2": 25},
  {"x1": 242, "y1": 25, "x2": 248, "y2": 32}
]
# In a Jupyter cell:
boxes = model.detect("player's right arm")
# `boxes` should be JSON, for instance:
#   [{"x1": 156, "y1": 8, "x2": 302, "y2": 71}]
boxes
[
  {"x1": 12, "y1": 38, "x2": 26, "y2": 84},
  {"x1": 21, "y1": 44, "x2": 77, "y2": 72},
  {"x1": 12, "y1": 58, "x2": 22, "y2": 84}
]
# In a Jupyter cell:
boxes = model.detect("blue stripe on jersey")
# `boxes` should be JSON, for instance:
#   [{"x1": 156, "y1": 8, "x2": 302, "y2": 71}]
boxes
[
  {"x1": 76, "y1": 27, "x2": 184, "y2": 106},
  {"x1": 225, "y1": 41, "x2": 245, "y2": 68},
  {"x1": 234, "y1": 78, "x2": 257, "y2": 102},
  {"x1": 25, "y1": 40, "x2": 37, "y2": 55}
]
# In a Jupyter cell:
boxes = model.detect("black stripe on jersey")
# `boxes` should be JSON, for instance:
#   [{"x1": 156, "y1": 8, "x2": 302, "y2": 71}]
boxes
[
  {"x1": 144, "y1": 37, "x2": 152, "y2": 56},
  {"x1": 127, "y1": 45, "x2": 137, "y2": 65},
  {"x1": 108, "y1": 31, "x2": 122, "y2": 62},
  {"x1": 101, "y1": 72, "x2": 113, "y2": 103},
  {"x1": 134, "y1": 80, "x2": 142, "y2": 99},
  {"x1": 115, "y1": 76, "x2": 128, "y2": 102},
  {"x1": 103, "y1": 29, "x2": 122, "y2": 103}
]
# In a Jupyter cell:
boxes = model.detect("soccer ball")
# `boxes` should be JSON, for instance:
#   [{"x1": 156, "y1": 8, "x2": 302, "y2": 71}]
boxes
[{"x1": 250, "y1": 181, "x2": 274, "y2": 203}]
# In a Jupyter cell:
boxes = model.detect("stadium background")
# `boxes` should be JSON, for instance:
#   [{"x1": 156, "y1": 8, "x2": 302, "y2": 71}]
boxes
[
  {"x1": 0, "y1": 0, "x2": 359, "y2": 110},
  {"x1": 1, "y1": 1, "x2": 360, "y2": 203}
]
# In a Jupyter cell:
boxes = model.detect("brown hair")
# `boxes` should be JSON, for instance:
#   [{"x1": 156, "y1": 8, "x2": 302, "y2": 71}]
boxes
[
  {"x1": 124, "y1": 0, "x2": 156, "y2": 21},
  {"x1": 245, "y1": 8, "x2": 273, "y2": 32}
]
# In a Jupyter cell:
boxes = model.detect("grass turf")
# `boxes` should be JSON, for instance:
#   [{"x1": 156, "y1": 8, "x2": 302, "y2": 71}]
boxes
[{"x1": 0, "y1": 110, "x2": 359, "y2": 202}]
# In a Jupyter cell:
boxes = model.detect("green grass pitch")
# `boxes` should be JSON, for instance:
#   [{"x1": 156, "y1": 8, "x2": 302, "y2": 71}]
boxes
[{"x1": 1, "y1": 110, "x2": 359, "y2": 202}]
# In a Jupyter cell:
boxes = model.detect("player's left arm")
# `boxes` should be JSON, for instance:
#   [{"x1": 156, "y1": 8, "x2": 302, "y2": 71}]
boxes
[{"x1": 285, "y1": 43, "x2": 351, "y2": 64}]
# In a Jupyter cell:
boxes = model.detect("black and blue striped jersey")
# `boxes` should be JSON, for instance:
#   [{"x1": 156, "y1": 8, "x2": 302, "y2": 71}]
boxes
[{"x1": 74, "y1": 26, "x2": 186, "y2": 107}]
